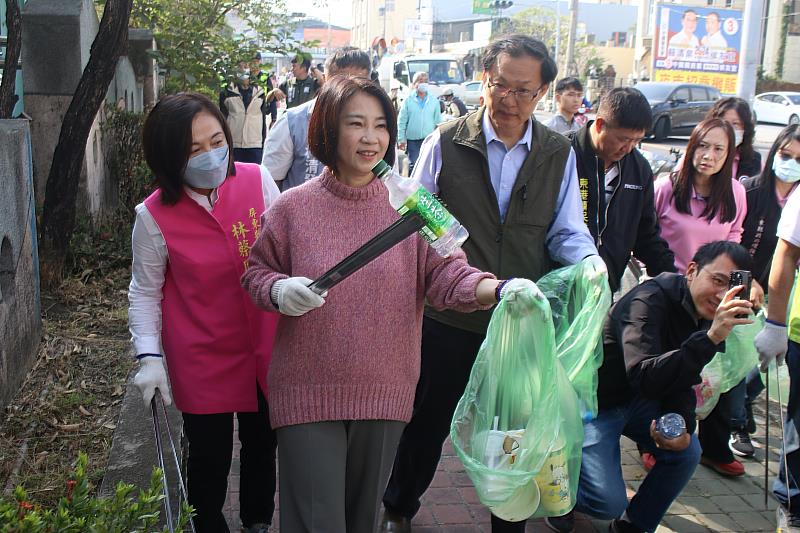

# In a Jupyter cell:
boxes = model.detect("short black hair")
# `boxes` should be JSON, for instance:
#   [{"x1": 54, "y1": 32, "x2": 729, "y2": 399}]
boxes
[
  {"x1": 597, "y1": 87, "x2": 653, "y2": 131},
  {"x1": 692, "y1": 241, "x2": 752, "y2": 272},
  {"x1": 682, "y1": 9, "x2": 697, "y2": 19},
  {"x1": 142, "y1": 92, "x2": 235, "y2": 205},
  {"x1": 707, "y1": 11, "x2": 720, "y2": 21},
  {"x1": 555, "y1": 77, "x2": 583, "y2": 93},
  {"x1": 481, "y1": 34, "x2": 558, "y2": 85},
  {"x1": 292, "y1": 54, "x2": 312, "y2": 70},
  {"x1": 325, "y1": 46, "x2": 372, "y2": 76},
  {"x1": 308, "y1": 76, "x2": 396, "y2": 174}
]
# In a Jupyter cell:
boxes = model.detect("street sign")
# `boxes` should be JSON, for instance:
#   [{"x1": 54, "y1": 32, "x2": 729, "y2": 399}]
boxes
[{"x1": 472, "y1": 0, "x2": 493, "y2": 15}]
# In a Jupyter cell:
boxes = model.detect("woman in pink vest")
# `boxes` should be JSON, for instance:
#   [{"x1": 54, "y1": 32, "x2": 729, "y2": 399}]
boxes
[
  {"x1": 128, "y1": 93, "x2": 280, "y2": 533},
  {"x1": 241, "y1": 75, "x2": 540, "y2": 532}
]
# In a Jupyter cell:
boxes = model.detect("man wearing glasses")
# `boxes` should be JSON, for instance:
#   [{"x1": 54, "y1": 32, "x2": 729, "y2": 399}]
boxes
[
  {"x1": 564, "y1": 241, "x2": 751, "y2": 533},
  {"x1": 381, "y1": 34, "x2": 604, "y2": 533}
]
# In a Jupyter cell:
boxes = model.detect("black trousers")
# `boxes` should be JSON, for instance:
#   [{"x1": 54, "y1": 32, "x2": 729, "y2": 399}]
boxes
[
  {"x1": 698, "y1": 389, "x2": 735, "y2": 464},
  {"x1": 383, "y1": 317, "x2": 525, "y2": 532},
  {"x1": 182, "y1": 386, "x2": 277, "y2": 532}
]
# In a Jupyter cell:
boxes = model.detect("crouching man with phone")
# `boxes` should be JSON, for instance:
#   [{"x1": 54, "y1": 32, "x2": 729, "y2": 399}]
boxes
[{"x1": 546, "y1": 241, "x2": 753, "y2": 533}]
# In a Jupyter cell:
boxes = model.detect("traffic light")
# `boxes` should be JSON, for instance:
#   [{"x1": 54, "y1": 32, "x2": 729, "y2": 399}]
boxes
[{"x1": 490, "y1": 0, "x2": 513, "y2": 8}]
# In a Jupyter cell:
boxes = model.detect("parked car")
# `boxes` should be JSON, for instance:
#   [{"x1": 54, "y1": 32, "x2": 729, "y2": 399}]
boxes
[
  {"x1": 753, "y1": 92, "x2": 800, "y2": 125},
  {"x1": 635, "y1": 82, "x2": 721, "y2": 141},
  {"x1": 460, "y1": 80, "x2": 482, "y2": 109}
]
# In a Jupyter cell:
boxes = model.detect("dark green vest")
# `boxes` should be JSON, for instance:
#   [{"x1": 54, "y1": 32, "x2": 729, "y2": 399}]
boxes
[{"x1": 426, "y1": 109, "x2": 569, "y2": 334}]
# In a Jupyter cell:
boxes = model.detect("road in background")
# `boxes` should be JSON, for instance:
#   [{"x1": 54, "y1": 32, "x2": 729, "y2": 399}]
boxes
[{"x1": 534, "y1": 111, "x2": 785, "y2": 161}]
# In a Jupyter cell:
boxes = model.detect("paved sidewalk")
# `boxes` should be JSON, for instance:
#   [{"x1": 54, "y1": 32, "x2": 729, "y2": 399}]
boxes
[{"x1": 225, "y1": 399, "x2": 783, "y2": 532}]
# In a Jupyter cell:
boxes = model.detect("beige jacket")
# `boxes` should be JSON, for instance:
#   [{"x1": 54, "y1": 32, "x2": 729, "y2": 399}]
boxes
[{"x1": 222, "y1": 85, "x2": 266, "y2": 149}]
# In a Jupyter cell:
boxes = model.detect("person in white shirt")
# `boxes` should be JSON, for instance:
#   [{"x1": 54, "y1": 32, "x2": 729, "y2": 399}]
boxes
[
  {"x1": 261, "y1": 47, "x2": 372, "y2": 191},
  {"x1": 701, "y1": 12, "x2": 729, "y2": 49},
  {"x1": 668, "y1": 9, "x2": 700, "y2": 49},
  {"x1": 129, "y1": 92, "x2": 281, "y2": 532}
]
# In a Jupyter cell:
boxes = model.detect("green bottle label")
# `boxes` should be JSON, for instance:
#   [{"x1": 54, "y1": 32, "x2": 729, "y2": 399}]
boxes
[{"x1": 397, "y1": 186, "x2": 456, "y2": 244}]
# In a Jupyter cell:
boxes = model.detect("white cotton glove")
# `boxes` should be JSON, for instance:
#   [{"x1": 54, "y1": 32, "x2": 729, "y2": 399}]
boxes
[
  {"x1": 133, "y1": 356, "x2": 172, "y2": 408},
  {"x1": 586, "y1": 255, "x2": 608, "y2": 277},
  {"x1": 755, "y1": 321, "x2": 789, "y2": 372},
  {"x1": 271, "y1": 277, "x2": 326, "y2": 317},
  {"x1": 499, "y1": 278, "x2": 545, "y2": 315}
]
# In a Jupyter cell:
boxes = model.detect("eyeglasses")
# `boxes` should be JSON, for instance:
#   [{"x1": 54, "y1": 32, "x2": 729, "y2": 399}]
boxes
[
  {"x1": 700, "y1": 268, "x2": 730, "y2": 290},
  {"x1": 486, "y1": 79, "x2": 543, "y2": 102}
]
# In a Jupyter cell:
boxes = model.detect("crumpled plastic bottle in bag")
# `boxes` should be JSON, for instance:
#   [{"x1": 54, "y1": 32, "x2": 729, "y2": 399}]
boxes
[{"x1": 450, "y1": 285, "x2": 584, "y2": 521}]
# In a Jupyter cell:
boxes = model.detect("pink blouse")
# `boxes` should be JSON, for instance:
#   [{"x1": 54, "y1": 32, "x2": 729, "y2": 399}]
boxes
[{"x1": 654, "y1": 175, "x2": 748, "y2": 271}]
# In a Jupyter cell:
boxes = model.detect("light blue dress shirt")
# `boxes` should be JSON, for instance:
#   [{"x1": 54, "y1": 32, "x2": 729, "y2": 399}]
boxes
[{"x1": 412, "y1": 113, "x2": 597, "y2": 266}]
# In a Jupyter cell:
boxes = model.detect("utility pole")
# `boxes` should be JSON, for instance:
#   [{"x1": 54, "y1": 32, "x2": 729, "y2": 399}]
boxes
[
  {"x1": 564, "y1": 0, "x2": 578, "y2": 76},
  {"x1": 737, "y1": 0, "x2": 765, "y2": 102}
]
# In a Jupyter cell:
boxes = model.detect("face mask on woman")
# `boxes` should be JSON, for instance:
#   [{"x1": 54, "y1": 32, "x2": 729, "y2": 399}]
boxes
[
  {"x1": 417, "y1": 83, "x2": 429, "y2": 94},
  {"x1": 183, "y1": 146, "x2": 229, "y2": 189},
  {"x1": 734, "y1": 129, "x2": 744, "y2": 147},
  {"x1": 773, "y1": 154, "x2": 800, "y2": 183}
]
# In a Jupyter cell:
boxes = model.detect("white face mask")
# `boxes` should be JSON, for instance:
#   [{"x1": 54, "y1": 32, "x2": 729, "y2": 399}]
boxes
[
  {"x1": 733, "y1": 129, "x2": 744, "y2": 147},
  {"x1": 184, "y1": 146, "x2": 229, "y2": 189},
  {"x1": 417, "y1": 82, "x2": 429, "y2": 94},
  {"x1": 774, "y1": 155, "x2": 800, "y2": 183}
]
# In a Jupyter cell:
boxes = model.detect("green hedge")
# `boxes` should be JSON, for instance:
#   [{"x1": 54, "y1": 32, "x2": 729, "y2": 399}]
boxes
[{"x1": 0, "y1": 453, "x2": 192, "y2": 532}]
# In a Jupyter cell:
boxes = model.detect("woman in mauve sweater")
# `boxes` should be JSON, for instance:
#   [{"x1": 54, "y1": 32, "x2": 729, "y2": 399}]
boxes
[{"x1": 242, "y1": 76, "x2": 538, "y2": 532}]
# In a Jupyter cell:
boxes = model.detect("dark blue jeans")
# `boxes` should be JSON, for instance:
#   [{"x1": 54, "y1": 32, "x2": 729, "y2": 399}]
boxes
[
  {"x1": 775, "y1": 340, "x2": 800, "y2": 509},
  {"x1": 406, "y1": 139, "x2": 423, "y2": 173},
  {"x1": 576, "y1": 396, "x2": 701, "y2": 532},
  {"x1": 728, "y1": 366, "x2": 766, "y2": 429}
]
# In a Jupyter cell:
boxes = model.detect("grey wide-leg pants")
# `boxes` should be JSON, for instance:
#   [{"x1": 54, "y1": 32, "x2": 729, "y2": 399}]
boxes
[{"x1": 277, "y1": 419, "x2": 405, "y2": 533}]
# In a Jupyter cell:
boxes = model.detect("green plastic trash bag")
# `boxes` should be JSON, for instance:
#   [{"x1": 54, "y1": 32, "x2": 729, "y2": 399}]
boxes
[
  {"x1": 694, "y1": 311, "x2": 764, "y2": 419},
  {"x1": 450, "y1": 289, "x2": 584, "y2": 521},
  {"x1": 538, "y1": 259, "x2": 612, "y2": 421}
]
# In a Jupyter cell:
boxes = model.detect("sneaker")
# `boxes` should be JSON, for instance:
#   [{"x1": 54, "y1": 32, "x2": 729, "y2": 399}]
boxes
[
  {"x1": 745, "y1": 402, "x2": 757, "y2": 434},
  {"x1": 544, "y1": 510, "x2": 575, "y2": 533},
  {"x1": 699, "y1": 455, "x2": 745, "y2": 477},
  {"x1": 777, "y1": 505, "x2": 800, "y2": 532},
  {"x1": 640, "y1": 452, "x2": 656, "y2": 472},
  {"x1": 729, "y1": 430, "x2": 755, "y2": 457},
  {"x1": 609, "y1": 519, "x2": 645, "y2": 533}
]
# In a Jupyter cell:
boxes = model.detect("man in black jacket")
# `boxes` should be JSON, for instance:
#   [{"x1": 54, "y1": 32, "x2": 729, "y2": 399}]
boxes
[
  {"x1": 569, "y1": 87, "x2": 676, "y2": 292},
  {"x1": 547, "y1": 241, "x2": 753, "y2": 533}
]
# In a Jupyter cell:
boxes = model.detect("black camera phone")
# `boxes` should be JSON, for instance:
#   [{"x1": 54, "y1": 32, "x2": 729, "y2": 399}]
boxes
[{"x1": 729, "y1": 270, "x2": 752, "y2": 318}]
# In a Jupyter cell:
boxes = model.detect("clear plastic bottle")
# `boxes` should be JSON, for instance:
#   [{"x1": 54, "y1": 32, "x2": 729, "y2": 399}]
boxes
[
  {"x1": 372, "y1": 160, "x2": 469, "y2": 257},
  {"x1": 656, "y1": 413, "x2": 687, "y2": 440}
]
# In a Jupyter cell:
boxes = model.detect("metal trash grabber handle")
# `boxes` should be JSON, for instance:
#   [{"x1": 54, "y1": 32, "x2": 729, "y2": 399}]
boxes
[
  {"x1": 151, "y1": 391, "x2": 196, "y2": 533},
  {"x1": 308, "y1": 212, "x2": 425, "y2": 295}
]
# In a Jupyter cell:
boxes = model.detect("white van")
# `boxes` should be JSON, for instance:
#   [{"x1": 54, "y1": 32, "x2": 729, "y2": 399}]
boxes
[{"x1": 377, "y1": 54, "x2": 466, "y2": 105}]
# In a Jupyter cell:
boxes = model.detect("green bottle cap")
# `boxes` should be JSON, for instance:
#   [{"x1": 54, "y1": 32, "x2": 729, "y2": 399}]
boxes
[{"x1": 372, "y1": 160, "x2": 391, "y2": 178}]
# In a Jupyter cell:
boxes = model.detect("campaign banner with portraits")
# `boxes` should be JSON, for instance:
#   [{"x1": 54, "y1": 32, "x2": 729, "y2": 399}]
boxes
[{"x1": 653, "y1": 4, "x2": 743, "y2": 94}]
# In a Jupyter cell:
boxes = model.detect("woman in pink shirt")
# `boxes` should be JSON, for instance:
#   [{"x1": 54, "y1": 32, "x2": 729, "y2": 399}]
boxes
[
  {"x1": 654, "y1": 118, "x2": 747, "y2": 272},
  {"x1": 241, "y1": 76, "x2": 539, "y2": 533}
]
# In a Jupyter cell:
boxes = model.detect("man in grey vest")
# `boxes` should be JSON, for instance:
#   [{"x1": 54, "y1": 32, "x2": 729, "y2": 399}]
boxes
[
  {"x1": 380, "y1": 34, "x2": 605, "y2": 533},
  {"x1": 262, "y1": 48, "x2": 372, "y2": 191}
]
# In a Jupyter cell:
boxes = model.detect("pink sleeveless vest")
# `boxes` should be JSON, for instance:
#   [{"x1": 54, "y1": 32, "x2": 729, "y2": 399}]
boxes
[{"x1": 144, "y1": 162, "x2": 278, "y2": 414}]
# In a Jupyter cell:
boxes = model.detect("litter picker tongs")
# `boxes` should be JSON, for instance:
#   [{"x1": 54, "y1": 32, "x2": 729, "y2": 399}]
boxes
[
  {"x1": 151, "y1": 392, "x2": 196, "y2": 533},
  {"x1": 766, "y1": 363, "x2": 793, "y2": 515},
  {"x1": 308, "y1": 211, "x2": 426, "y2": 295}
]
